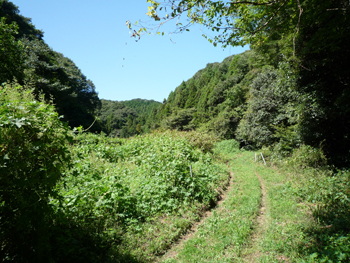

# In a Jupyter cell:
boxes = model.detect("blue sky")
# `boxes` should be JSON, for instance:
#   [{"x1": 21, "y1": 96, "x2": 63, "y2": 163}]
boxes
[{"x1": 11, "y1": 0, "x2": 249, "y2": 102}]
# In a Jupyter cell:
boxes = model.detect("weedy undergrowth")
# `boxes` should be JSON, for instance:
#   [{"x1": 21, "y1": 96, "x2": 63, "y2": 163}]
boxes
[
  {"x1": 263, "y1": 145, "x2": 350, "y2": 263},
  {"x1": 161, "y1": 146, "x2": 261, "y2": 262},
  {"x1": 50, "y1": 131, "x2": 228, "y2": 262}
]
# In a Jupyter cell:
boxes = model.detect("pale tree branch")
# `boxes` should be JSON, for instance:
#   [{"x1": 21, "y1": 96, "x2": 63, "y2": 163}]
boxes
[
  {"x1": 326, "y1": 8, "x2": 348, "y2": 11},
  {"x1": 293, "y1": 0, "x2": 303, "y2": 57},
  {"x1": 130, "y1": 0, "x2": 290, "y2": 46},
  {"x1": 229, "y1": 0, "x2": 281, "y2": 8}
]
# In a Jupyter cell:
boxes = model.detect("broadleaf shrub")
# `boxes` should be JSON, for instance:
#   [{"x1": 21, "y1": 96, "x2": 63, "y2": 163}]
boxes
[{"x1": 0, "y1": 82, "x2": 72, "y2": 262}]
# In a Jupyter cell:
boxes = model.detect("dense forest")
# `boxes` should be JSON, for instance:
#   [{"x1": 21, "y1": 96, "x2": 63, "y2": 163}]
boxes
[
  {"x1": 98, "y1": 99, "x2": 161, "y2": 137},
  {"x1": 1, "y1": 0, "x2": 350, "y2": 262}
]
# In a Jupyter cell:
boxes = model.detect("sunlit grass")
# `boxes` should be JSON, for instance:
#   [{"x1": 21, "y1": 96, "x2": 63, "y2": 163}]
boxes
[
  {"x1": 249, "y1": 164, "x2": 314, "y2": 262},
  {"x1": 161, "y1": 151, "x2": 261, "y2": 262}
]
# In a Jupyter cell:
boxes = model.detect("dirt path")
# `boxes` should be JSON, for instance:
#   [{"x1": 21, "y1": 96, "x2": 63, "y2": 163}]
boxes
[
  {"x1": 242, "y1": 171, "x2": 268, "y2": 262},
  {"x1": 157, "y1": 168, "x2": 235, "y2": 262},
  {"x1": 154, "y1": 153, "x2": 306, "y2": 262}
]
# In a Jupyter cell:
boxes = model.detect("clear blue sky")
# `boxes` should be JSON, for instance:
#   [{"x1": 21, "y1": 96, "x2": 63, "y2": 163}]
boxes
[{"x1": 11, "y1": 0, "x2": 249, "y2": 102}]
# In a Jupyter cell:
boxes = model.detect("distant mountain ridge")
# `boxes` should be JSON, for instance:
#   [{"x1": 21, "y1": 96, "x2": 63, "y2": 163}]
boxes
[
  {"x1": 119, "y1": 98, "x2": 161, "y2": 115},
  {"x1": 98, "y1": 98, "x2": 161, "y2": 137}
]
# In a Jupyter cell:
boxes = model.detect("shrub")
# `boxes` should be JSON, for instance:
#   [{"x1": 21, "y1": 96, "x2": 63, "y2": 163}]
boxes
[
  {"x1": 213, "y1": 139, "x2": 240, "y2": 156},
  {"x1": 0, "y1": 82, "x2": 72, "y2": 262},
  {"x1": 288, "y1": 144, "x2": 327, "y2": 169},
  {"x1": 179, "y1": 130, "x2": 219, "y2": 153}
]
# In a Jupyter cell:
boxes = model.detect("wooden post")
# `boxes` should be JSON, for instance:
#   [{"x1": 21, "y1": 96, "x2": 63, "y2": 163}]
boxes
[
  {"x1": 190, "y1": 165, "x2": 193, "y2": 177},
  {"x1": 260, "y1": 152, "x2": 266, "y2": 165},
  {"x1": 255, "y1": 153, "x2": 257, "y2": 162}
]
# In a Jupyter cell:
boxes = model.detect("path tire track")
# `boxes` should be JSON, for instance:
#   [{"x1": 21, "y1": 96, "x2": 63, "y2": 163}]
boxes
[
  {"x1": 243, "y1": 171, "x2": 267, "y2": 262},
  {"x1": 157, "y1": 166, "x2": 234, "y2": 262}
]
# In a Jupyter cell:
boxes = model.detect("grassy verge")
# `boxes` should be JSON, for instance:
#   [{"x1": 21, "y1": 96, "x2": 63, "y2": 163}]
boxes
[
  {"x1": 270, "y1": 151, "x2": 350, "y2": 263},
  {"x1": 244, "y1": 146, "x2": 350, "y2": 262}
]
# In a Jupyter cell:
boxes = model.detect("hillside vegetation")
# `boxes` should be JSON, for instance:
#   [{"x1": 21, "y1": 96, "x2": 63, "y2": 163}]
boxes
[
  {"x1": 149, "y1": 47, "x2": 348, "y2": 167},
  {"x1": 1, "y1": 0, "x2": 350, "y2": 262},
  {"x1": 1, "y1": 84, "x2": 228, "y2": 261},
  {"x1": 98, "y1": 99, "x2": 161, "y2": 137},
  {"x1": 0, "y1": 0, "x2": 101, "y2": 131},
  {"x1": 131, "y1": 0, "x2": 350, "y2": 168}
]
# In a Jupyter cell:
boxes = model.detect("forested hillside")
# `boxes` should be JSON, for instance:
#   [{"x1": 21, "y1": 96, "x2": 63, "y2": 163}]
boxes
[
  {"x1": 152, "y1": 51, "x2": 256, "y2": 136},
  {"x1": 151, "y1": 49, "x2": 301, "y2": 153},
  {"x1": 133, "y1": 0, "x2": 350, "y2": 167},
  {"x1": 0, "y1": 0, "x2": 101, "y2": 131},
  {"x1": 98, "y1": 99, "x2": 161, "y2": 137}
]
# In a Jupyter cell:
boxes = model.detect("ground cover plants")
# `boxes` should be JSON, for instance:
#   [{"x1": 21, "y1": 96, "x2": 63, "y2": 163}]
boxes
[
  {"x1": 270, "y1": 148, "x2": 350, "y2": 263},
  {"x1": 54, "y1": 136, "x2": 350, "y2": 263},
  {"x1": 51, "y1": 130, "x2": 229, "y2": 262},
  {"x1": 1, "y1": 84, "x2": 229, "y2": 262},
  {"x1": 158, "y1": 141, "x2": 309, "y2": 263},
  {"x1": 249, "y1": 149, "x2": 350, "y2": 263}
]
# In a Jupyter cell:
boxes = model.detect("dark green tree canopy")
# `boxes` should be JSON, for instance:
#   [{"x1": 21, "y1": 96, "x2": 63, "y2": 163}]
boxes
[
  {"x1": 98, "y1": 99, "x2": 161, "y2": 137},
  {"x1": 0, "y1": 0, "x2": 101, "y2": 131},
  {"x1": 0, "y1": 0, "x2": 43, "y2": 39},
  {"x1": 0, "y1": 17, "x2": 25, "y2": 82}
]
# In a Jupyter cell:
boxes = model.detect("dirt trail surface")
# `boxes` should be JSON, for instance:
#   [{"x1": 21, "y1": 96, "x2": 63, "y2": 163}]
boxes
[
  {"x1": 155, "y1": 152, "x2": 301, "y2": 262},
  {"x1": 157, "y1": 169, "x2": 235, "y2": 262},
  {"x1": 242, "y1": 171, "x2": 268, "y2": 262},
  {"x1": 156, "y1": 153, "x2": 263, "y2": 262}
]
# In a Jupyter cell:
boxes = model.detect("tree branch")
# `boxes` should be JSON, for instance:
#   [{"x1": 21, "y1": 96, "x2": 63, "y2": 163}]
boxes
[
  {"x1": 326, "y1": 8, "x2": 348, "y2": 11},
  {"x1": 229, "y1": 0, "x2": 280, "y2": 8},
  {"x1": 251, "y1": 0, "x2": 287, "y2": 35},
  {"x1": 293, "y1": 0, "x2": 303, "y2": 57}
]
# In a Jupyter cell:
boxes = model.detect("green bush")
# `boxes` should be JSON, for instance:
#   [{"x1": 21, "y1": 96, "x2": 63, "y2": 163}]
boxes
[
  {"x1": 288, "y1": 144, "x2": 327, "y2": 169},
  {"x1": 0, "y1": 83, "x2": 72, "y2": 262},
  {"x1": 214, "y1": 139, "x2": 240, "y2": 155},
  {"x1": 179, "y1": 130, "x2": 219, "y2": 153}
]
